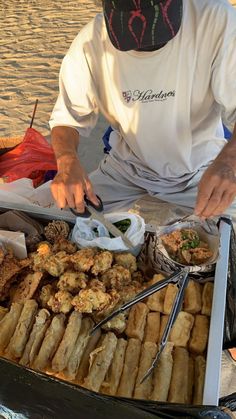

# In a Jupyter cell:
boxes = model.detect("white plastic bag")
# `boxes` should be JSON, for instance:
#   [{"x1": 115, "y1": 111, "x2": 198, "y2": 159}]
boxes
[{"x1": 71, "y1": 212, "x2": 145, "y2": 255}]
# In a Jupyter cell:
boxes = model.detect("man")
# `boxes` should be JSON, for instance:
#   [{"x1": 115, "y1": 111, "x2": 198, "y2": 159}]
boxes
[{"x1": 49, "y1": 0, "x2": 236, "y2": 222}]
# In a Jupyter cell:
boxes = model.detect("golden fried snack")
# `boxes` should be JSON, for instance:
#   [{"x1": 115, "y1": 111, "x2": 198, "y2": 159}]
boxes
[
  {"x1": 125, "y1": 302, "x2": 149, "y2": 342},
  {"x1": 52, "y1": 311, "x2": 82, "y2": 373},
  {"x1": 163, "y1": 284, "x2": 178, "y2": 315},
  {"x1": 20, "y1": 309, "x2": 51, "y2": 367},
  {"x1": 144, "y1": 312, "x2": 160, "y2": 344},
  {"x1": 0, "y1": 306, "x2": 8, "y2": 321},
  {"x1": 201, "y1": 282, "x2": 214, "y2": 316},
  {"x1": 189, "y1": 315, "x2": 209, "y2": 354},
  {"x1": 151, "y1": 342, "x2": 174, "y2": 402},
  {"x1": 169, "y1": 311, "x2": 194, "y2": 347},
  {"x1": 146, "y1": 274, "x2": 166, "y2": 313},
  {"x1": 65, "y1": 317, "x2": 94, "y2": 380},
  {"x1": 33, "y1": 314, "x2": 66, "y2": 371},
  {"x1": 76, "y1": 329, "x2": 101, "y2": 384},
  {"x1": 101, "y1": 265, "x2": 131, "y2": 290},
  {"x1": 47, "y1": 290, "x2": 73, "y2": 314},
  {"x1": 72, "y1": 289, "x2": 111, "y2": 314},
  {"x1": 159, "y1": 315, "x2": 169, "y2": 342},
  {"x1": 184, "y1": 280, "x2": 202, "y2": 314},
  {"x1": 114, "y1": 253, "x2": 137, "y2": 273},
  {"x1": 39, "y1": 284, "x2": 55, "y2": 308},
  {"x1": 134, "y1": 342, "x2": 157, "y2": 400},
  {"x1": 101, "y1": 338, "x2": 127, "y2": 396},
  {"x1": 187, "y1": 356, "x2": 195, "y2": 404},
  {"x1": 44, "y1": 251, "x2": 70, "y2": 277},
  {"x1": 6, "y1": 299, "x2": 38, "y2": 360},
  {"x1": 0, "y1": 302, "x2": 23, "y2": 354},
  {"x1": 31, "y1": 242, "x2": 52, "y2": 271},
  {"x1": 193, "y1": 355, "x2": 206, "y2": 405},
  {"x1": 117, "y1": 338, "x2": 141, "y2": 398},
  {"x1": 102, "y1": 313, "x2": 127, "y2": 334},
  {"x1": 57, "y1": 271, "x2": 88, "y2": 294},
  {"x1": 12, "y1": 272, "x2": 43, "y2": 303},
  {"x1": 51, "y1": 237, "x2": 77, "y2": 254},
  {"x1": 70, "y1": 248, "x2": 96, "y2": 272},
  {"x1": 83, "y1": 332, "x2": 117, "y2": 392},
  {"x1": 91, "y1": 251, "x2": 113, "y2": 276},
  {"x1": 0, "y1": 252, "x2": 28, "y2": 301},
  {"x1": 168, "y1": 347, "x2": 189, "y2": 403}
]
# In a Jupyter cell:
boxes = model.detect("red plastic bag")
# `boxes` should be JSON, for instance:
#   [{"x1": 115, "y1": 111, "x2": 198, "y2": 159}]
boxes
[{"x1": 0, "y1": 128, "x2": 57, "y2": 187}]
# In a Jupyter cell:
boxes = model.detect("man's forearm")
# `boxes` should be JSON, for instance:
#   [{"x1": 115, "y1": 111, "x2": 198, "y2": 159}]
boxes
[
  {"x1": 51, "y1": 126, "x2": 80, "y2": 162},
  {"x1": 215, "y1": 123, "x2": 236, "y2": 172}
]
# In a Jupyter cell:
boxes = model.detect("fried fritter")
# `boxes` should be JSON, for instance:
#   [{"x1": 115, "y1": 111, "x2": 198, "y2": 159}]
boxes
[
  {"x1": 94, "y1": 289, "x2": 121, "y2": 319},
  {"x1": 57, "y1": 271, "x2": 88, "y2": 294},
  {"x1": 47, "y1": 290, "x2": 73, "y2": 314},
  {"x1": 89, "y1": 279, "x2": 106, "y2": 292},
  {"x1": 31, "y1": 242, "x2": 52, "y2": 272},
  {"x1": 118, "y1": 282, "x2": 143, "y2": 305},
  {"x1": 101, "y1": 265, "x2": 131, "y2": 290},
  {"x1": 44, "y1": 251, "x2": 70, "y2": 277},
  {"x1": 70, "y1": 248, "x2": 96, "y2": 272},
  {"x1": 0, "y1": 251, "x2": 29, "y2": 301},
  {"x1": 52, "y1": 238, "x2": 77, "y2": 254},
  {"x1": 114, "y1": 253, "x2": 137, "y2": 273},
  {"x1": 39, "y1": 284, "x2": 55, "y2": 308},
  {"x1": 0, "y1": 247, "x2": 5, "y2": 265},
  {"x1": 72, "y1": 288, "x2": 111, "y2": 313},
  {"x1": 91, "y1": 251, "x2": 113, "y2": 276}
]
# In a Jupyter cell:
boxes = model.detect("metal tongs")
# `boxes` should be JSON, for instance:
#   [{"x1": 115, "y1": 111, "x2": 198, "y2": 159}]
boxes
[{"x1": 91, "y1": 267, "x2": 190, "y2": 382}]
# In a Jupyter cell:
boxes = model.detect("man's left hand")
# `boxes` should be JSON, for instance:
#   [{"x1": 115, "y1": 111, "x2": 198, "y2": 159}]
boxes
[{"x1": 194, "y1": 159, "x2": 236, "y2": 218}]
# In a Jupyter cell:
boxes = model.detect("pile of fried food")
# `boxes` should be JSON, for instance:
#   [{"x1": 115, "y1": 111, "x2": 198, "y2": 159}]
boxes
[
  {"x1": 0, "y1": 221, "x2": 213, "y2": 405},
  {"x1": 161, "y1": 228, "x2": 213, "y2": 265}
]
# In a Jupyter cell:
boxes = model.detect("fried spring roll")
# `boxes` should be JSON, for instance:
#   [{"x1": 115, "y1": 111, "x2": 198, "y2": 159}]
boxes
[
  {"x1": 201, "y1": 282, "x2": 214, "y2": 316},
  {"x1": 83, "y1": 332, "x2": 117, "y2": 392},
  {"x1": 134, "y1": 342, "x2": 157, "y2": 400},
  {"x1": 169, "y1": 311, "x2": 194, "y2": 347},
  {"x1": 193, "y1": 355, "x2": 206, "y2": 405},
  {"x1": 0, "y1": 302, "x2": 23, "y2": 354},
  {"x1": 168, "y1": 347, "x2": 189, "y2": 403},
  {"x1": 117, "y1": 338, "x2": 142, "y2": 398},
  {"x1": 184, "y1": 280, "x2": 202, "y2": 314},
  {"x1": 144, "y1": 312, "x2": 160, "y2": 344},
  {"x1": 12, "y1": 272, "x2": 43, "y2": 303},
  {"x1": 151, "y1": 342, "x2": 174, "y2": 402},
  {"x1": 33, "y1": 314, "x2": 66, "y2": 371},
  {"x1": 6, "y1": 300, "x2": 38, "y2": 359},
  {"x1": 65, "y1": 317, "x2": 94, "y2": 380},
  {"x1": 76, "y1": 328, "x2": 102, "y2": 384},
  {"x1": 101, "y1": 338, "x2": 127, "y2": 396},
  {"x1": 0, "y1": 306, "x2": 8, "y2": 321},
  {"x1": 159, "y1": 315, "x2": 169, "y2": 342},
  {"x1": 146, "y1": 274, "x2": 166, "y2": 312},
  {"x1": 20, "y1": 308, "x2": 51, "y2": 367},
  {"x1": 125, "y1": 302, "x2": 149, "y2": 342},
  {"x1": 52, "y1": 311, "x2": 82, "y2": 372},
  {"x1": 189, "y1": 315, "x2": 209, "y2": 354},
  {"x1": 187, "y1": 356, "x2": 195, "y2": 404},
  {"x1": 163, "y1": 284, "x2": 178, "y2": 315}
]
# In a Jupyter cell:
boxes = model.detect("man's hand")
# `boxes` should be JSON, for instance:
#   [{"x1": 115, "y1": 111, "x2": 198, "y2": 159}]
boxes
[{"x1": 195, "y1": 160, "x2": 236, "y2": 218}]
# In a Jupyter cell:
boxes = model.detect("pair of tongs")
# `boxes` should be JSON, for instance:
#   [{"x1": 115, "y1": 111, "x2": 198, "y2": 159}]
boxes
[{"x1": 91, "y1": 267, "x2": 190, "y2": 382}]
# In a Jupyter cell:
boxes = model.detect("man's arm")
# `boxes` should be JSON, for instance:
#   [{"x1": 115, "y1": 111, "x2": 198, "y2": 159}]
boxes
[
  {"x1": 195, "y1": 123, "x2": 236, "y2": 218},
  {"x1": 51, "y1": 126, "x2": 98, "y2": 212}
]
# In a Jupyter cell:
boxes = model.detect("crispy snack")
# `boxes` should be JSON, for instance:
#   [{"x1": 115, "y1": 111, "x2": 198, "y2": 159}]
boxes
[
  {"x1": 184, "y1": 280, "x2": 202, "y2": 314},
  {"x1": 117, "y1": 338, "x2": 142, "y2": 398},
  {"x1": 168, "y1": 347, "x2": 189, "y2": 403},
  {"x1": 102, "y1": 313, "x2": 127, "y2": 334},
  {"x1": 33, "y1": 314, "x2": 66, "y2": 371},
  {"x1": 189, "y1": 315, "x2": 209, "y2": 354},
  {"x1": 187, "y1": 356, "x2": 195, "y2": 404},
  {"x1": 44, "y1": 251, "x2": 70, "y2": 277},
  {"x1": 144, "y1": 312, "x2": 160, "y2": 344},
  {"x1": 134, "y1": 342, "x2": 157, "y2": 400},
  {"x1": 76, "y1": 329, "x2": 102, "y2": 384},
  {"x1": 65, "y1": 317, "x2": 94, "y2": 380},
  {"x1": 169, "y1": 311, "x2": 194, "y2": 347},
  {"x1": 117, "y1": 283, "x2": 143, "y2": 305},
  {"x1": 0, "y1": 302, "x2": 23, "y2": 354},
  {"x1": 91, "y1": 251, "x2": 113, "y2": 276},
  {"x1": 20, "y1": 309, "x2": 51, "y2": 367},
  {"x1": 52, "y1": 311, "x2": 82, "y2": 372},
  {"x1": 114, "y1": 253, "x2": 137, "y2": 273},
  {"x1": 31, "y1": 242, "x2": 52, "y2": 271},
  {"x1": 101, "y1": 265, "x2": 131, "y2": 290},
  {"x1": 70, "y1": 248, "x2": 97, "y2": 272},
  {"x1": 52, "y1": 237, "x2": 77, "y2": 254},
  {"x1": 0, "y1": 251, "x2": 29, "y2": 301},
  {"x1": 163, "y1": 284, "x2": 178, "y2": 315},
  {"x1": 12, "y1": 271, "x2": 43, "y2": 303},
  {"x1": 57, "y1": 271, "x2": 88, "y2": 294},
  {"x1": 0, "y1": 306, "x2": 8, "y2": 321},
  {"x1": 151, "y1": 342, "x2": 174, "y2": 402},
  {"x1": 72, "y1": 288, "x2": 111, "y2": 314},
  {"x1": 125, "y1": 302, "x2": 149, "y2": 342},
  {"x1": 39, "y1": 284, "x2": 55, "y2": 308},
  {"x1": 201, "y1": 282, "x2": 214, "y2": 316},
  {"x1": 101, "y1": 338, "x2": 127, "y2": 396},
  {"x1": 159, "y1": 315, "x2": 169, "y2": 342},
  {"x1": 48, "y1": 290, "x2": 73, "y2": 314},
  {"x1": 193, "y1": 355, "x2": 206, "y2": 405},
  {"x1": 83, "y1": 332, "x2": 117, "y2": 392},
  {"x1": 6, "y1": 299, "x2": 38, "y2": 359},
  {"x1": 146, "y1": 274, "x2": 166, "y2": 312}
]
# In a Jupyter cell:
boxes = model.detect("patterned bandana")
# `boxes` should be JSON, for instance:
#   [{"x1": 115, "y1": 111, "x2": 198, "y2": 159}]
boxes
[{"x1": 103, "y1": 0, "x2": 183, "y2": 51}]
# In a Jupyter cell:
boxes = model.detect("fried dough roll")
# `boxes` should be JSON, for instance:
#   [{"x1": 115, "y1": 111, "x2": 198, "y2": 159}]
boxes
[
  {"x1": 134, "y1": 342, "x2": 157, "y2": 400},
  {"x1": 52, "y1": 311, "x2": 82, "y2": 372},
  {"x1": 189, "y1": 315, "x2": 209, "y2": 354},
  {"x1": 187, "y1": 356, "x2": 195, "y2": 404},
  {"x1": 125, "y1": 302, "x2": 149, "y2": 342},
  {"x1": 146, "y1": 274, "x2": 166, "y2": 312},
  {"x1": 159, "y1": 315, "x2": 169, "y2": 342},
  {"x1": 163, "y1": 284, "x2": 178, "y2": 315},
  {"x1": 101, "y1": 338, "x2": 127, "y2": 396},
  {"x1": 65, "y1": 317, "x2": 94, "y2": 380},
  {"x1": 12, "y1": 272, "x2": 43, "y2": 303},
  {"x1": 144, "y1": 312, "x2": 160, "y2": 344},
  {"x1": 83, "y1": 332, "x2": 117, "y2": 392},
  {"x1": 169, "y1": 311, "x2": 194, "y2": 347},
  {"x1": 117, "y1": 338, "x2": 142, "y2": 398},
  {"x1": 6, "y1": 300, "x2": 38, "y2": 359},
  {"x1": 168, "y1": 347, "x2": 189, "y2": 403},
  {"x1": 76, "y1": 328, "x2": 102, "y2": 384},
  {"x1": 151, "y1": 342, "x2": 174, "y2": 402},
  {"x1": 0, "y1": 302, "x2": 23, "y2": 354},
  {"x1": 33, "y1": 313, "x2": 66, "y2": 371},
  {"x1": 193, "y1": 355, "x2": 206, "y2": 405},
  {"x1": 201, "y1": 282, "x2": 214, "y2": 316},
  {"x1": 184, "y1": 280, "x2": 202, "y2": 314},
  {"x1": 20, "y1": 308, "x2": 51, "y2": 367},
  {"x1": 0, "y1": 306, "x2": 8, "y2": 321}
]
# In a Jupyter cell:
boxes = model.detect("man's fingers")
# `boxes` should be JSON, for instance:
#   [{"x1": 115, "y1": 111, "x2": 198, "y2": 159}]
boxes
[
  {"x1": 51, "y1": 181, "x2": 67, "y2": 209},
  {"x1": 198, "y1": 190, "x2": 224, "y2": 218},
  {"x1": 210, "y1": 192, "x2": 236, "y2": 216},
  {"x1": 73, "y1": 183, "x2": 86, "y2": 213},
  {"x1": 84, "y1": 179, "x2": 99, "y2": 206}
]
